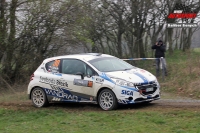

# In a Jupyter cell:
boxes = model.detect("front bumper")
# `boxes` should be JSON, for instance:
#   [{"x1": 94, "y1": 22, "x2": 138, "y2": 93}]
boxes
[{"x1": 113, "y1": 84, "x2": 161, "y2": 104}]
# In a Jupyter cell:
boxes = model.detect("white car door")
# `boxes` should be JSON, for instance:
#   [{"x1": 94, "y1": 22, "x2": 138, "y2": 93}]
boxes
[{"x1": 60, "y1": 59, "x2": 96, "y2": 101}]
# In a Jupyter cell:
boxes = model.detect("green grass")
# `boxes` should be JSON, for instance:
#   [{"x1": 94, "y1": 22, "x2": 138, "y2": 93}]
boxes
[
  {"x1": 127, "y1": 48, "x2": 200, "y2": 98},
  {"x1": 160, "y1": 49, "x2": 200, "y2": 97},
  {"x1": 0, "y1": 108, "x2": 200, "y2": 133},
  {"x1": 1, "y1": 49, "x2": 200, "y2": 133},
  {"x1": 193, "y1": 47, "x2": 200, "y2": 52}
]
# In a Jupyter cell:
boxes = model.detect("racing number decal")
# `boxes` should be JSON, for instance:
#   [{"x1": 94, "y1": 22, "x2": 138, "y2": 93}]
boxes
[
  {"x1": 47, "y1": 59, "x2": 61, "y2": 74},
  {"x1": 53, "y1": 60, "x2": 60, "y2": 67}
]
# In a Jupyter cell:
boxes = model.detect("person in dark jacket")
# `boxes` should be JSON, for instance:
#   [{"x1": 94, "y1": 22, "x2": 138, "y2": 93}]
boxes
[{"x1": 152, "y1": 40, "x2": 167, "y2": 77}]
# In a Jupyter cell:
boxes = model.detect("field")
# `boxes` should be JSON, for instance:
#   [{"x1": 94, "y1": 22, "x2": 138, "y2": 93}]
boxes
[
  {"x1": 128, "y1": 49, "x2": 200, "y2": 98},
  {"x1": 0, "y1": 101, "x2": 200, "y2": 133},
  {"x1": 1, "y1": 49, "x2": 200, "y2": 133}
]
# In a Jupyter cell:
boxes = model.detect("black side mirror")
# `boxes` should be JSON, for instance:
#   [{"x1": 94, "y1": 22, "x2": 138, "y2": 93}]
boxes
[{"x1": 76, "y1": 72, "x2": 84, "y2": 79}]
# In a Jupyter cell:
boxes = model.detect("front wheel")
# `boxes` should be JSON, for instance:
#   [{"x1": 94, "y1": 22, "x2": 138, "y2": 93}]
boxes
[
  {"x1": 98, "y1": 89, "x2": 118, "y2": 111},
  {"x1": 31, "y1": 87, "x2": 49, "y2": 107}
]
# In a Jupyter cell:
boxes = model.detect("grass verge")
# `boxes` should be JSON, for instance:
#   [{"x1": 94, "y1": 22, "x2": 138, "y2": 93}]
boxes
[
  {"x1": 132, "y1": 49, "x2": 200, "y2": 99},
  {"x1": 0, "y1": 108, "x2": 200, "y2": 133},
  {"x1": 161, "y1": 49, "x2": 200, "y2": 98}
]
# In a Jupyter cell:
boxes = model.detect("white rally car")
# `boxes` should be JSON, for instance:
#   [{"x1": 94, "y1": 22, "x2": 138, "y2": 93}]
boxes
[{"x1": 28, "y1": 53, "x2": 160, "y2": 110}]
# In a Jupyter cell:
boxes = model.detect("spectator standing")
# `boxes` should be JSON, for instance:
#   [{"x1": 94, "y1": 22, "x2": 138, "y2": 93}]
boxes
[{"x1": 152, "y1": 40, "x2": 167, "y2": 77}]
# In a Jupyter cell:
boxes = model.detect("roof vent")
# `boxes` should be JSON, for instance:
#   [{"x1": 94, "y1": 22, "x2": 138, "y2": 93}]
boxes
[{"x1": 82, "y1": 53, "x2": 102, "y2": 56}]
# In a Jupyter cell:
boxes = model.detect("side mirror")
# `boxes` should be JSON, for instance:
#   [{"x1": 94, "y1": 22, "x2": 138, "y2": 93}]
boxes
[
  {"x1": 87, "y1": 74, "x2": 91, "y2": 78},
  {"x1": 76, "y1": 72, "x2": 84, "y2": 79}
]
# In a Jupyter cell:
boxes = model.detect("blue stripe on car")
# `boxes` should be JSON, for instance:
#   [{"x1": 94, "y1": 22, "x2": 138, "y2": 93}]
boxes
[
  {"x1": 100, "y1": 73, "x2": 115, "y2": 83},
  {"x1": 134, "y1": 72, "x2": 148, "y2": 84}
]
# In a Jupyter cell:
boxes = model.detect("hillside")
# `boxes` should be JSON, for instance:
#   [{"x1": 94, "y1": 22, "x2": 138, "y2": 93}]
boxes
[
  {"x1": 160, "y1": 49, "x2": 200, "y2": 98},
  {"x1": 191, "y1": 29, "x2": 200, "y2": 48}
]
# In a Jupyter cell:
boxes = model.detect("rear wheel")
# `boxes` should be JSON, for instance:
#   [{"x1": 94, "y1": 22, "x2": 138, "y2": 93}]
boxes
[
  {"x1": 31, "y1": 87, "x2": 49, "y2": 107},
  {"x1": 98, "y1": 89, "x2": 118, "y2": 111}
]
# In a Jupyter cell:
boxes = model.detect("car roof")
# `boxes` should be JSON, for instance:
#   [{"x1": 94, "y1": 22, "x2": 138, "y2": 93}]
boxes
[{"x1": 43, "y1": 53, "x2": 115, "y2": 63}]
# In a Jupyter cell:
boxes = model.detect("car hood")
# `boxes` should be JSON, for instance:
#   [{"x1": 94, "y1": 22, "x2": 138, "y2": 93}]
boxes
[{"x1": 105, "y1": 68, "x2": 156, "y2": 84}]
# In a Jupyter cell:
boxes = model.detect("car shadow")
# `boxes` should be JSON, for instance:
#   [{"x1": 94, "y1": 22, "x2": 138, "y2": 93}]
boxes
[
  {"x1": 117, "y1": 102, "x2": 156, "y2": 110},
  {"x1": 47, "y1": 102, "x2": 156, "y2": 111}
]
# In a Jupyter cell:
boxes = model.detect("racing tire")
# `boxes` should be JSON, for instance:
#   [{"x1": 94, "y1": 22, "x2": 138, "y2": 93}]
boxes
[
  {"x1": 31, "y1": 87, "x2": 49, "y2": 107},
  {"x1": 98, "y1": 89, "x2": 118, "y2": 111}
]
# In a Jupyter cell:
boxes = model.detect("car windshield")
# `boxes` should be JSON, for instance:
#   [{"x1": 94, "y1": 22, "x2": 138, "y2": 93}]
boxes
[{"x1": 88, "y1": 57, "x2": 134, "y2": 72}]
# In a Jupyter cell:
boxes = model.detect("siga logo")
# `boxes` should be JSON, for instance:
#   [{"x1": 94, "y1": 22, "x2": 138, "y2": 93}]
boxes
[{"x1": 121, "y1": 90, "x2": 133, "y2": 96}]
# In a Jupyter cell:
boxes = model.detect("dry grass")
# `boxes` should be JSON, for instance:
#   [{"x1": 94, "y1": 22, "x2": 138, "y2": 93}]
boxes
[
  {"x1": 160, "y1": 49, "x2": 200, "y2": 98},
  {"x1": 0, "y1": 84, "x2": 28, "y2": 102}
]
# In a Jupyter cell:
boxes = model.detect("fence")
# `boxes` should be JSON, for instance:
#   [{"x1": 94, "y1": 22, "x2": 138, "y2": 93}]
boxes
[{"x1": 122, "y1": 57, "x2": 166, "y2": 81}]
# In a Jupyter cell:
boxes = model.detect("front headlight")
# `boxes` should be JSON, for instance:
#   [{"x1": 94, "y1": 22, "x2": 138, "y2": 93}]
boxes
[{"x1": 111, "y1": 78, "x2": 135, "y2": 87}]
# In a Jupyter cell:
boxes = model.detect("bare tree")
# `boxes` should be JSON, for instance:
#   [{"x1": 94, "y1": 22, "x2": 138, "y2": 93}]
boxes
[{"x1": 0, "y1": 0, "x2": 85, "y2": 84}]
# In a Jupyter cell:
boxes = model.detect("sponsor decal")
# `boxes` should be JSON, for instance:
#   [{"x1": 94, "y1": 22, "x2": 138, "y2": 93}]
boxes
[
  {"x1": 95, "y1": 78, "x2": 104, "y2": 83},
  {"x1": 74, "y1": 79, "x2": 93, "y2": 87},
  {"x1": 49, "y1": 66, "x2": 58, "y2": 71},
  {"x1": 40, "y1": 76, "x2": 56, "y2": 84},
  {"x1": 121, "y1": 90, "x2": 133, "y2": 96},
  {"x1": 48, "y1": 66, "x2": 60, "y2": 73},
  {"x1": 100, "y1": 73, "x2": 114, "y2": 83},
  {"x1": 40, "y1": 76, "x2": 68, "y2": 87},
  {"x1": 54, "y1": 73, "x2": 62, "y2": 76},
  {"x1": 118, "y1": 99, "x2": 135, "y2": 104},
  {"x1": 47, "y1": 59, "x2": 61, "y2": 75},
  {"x1": 52, "y1": 97, "x2": 61, "y2": 101},
  {"x1": 88, "y1": 81, "x2": 93, "y2": 87},
  {"x1": 56, "y1": 80, "x2": 68, "y2": 87},
  {"x1": 81, "y1": 98, "x2": 90, "y2": 101},
  {"x1": 45, "y1": 88, "x2": 78, "y2": 101},
  {"x1": 50, "y1": 85, "x2": 63, "y2": 91},
  {"x1": 140, "y1": 69, "x2": 146, "y2": 73},
  {"x1": 118, "y1": 99, "x2": 127, "y2": 104}
]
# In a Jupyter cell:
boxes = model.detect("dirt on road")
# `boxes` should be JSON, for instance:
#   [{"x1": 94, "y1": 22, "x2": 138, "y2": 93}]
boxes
[{"x1": 1, "y1": 92, "x2": 200, "y2": 112}]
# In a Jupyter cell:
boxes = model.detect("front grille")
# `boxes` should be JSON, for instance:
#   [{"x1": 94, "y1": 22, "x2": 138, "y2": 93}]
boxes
[
  {"x1": 135, "y1": 83, "x2": 157, "y2": 95},
  {"x1": 134, "y1": 94, "x2": 160, "y2": 102}
]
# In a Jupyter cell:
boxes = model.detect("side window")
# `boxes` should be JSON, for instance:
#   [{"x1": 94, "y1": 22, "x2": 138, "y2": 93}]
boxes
[
  {"x1": 62, "y1": 59, "x2": 86, "y2": 75},
  {"x1": 45, "y1": 59, "x2": 61, "y2": 73},
  {"x1": 86, "y1": 65, "x2": 95, "y2": 76}
]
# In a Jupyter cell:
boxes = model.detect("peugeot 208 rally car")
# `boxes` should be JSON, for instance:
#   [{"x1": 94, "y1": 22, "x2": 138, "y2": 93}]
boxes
[{"x1": 27, "y1": 53, "x2": 160, "y2": 110}]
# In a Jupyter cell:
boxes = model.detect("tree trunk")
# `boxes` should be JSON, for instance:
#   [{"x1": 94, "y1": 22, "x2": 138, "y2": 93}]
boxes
[
  {"x1": 0, "y1": 0, "x2": 6, "y2": 60},
  {"x1": 3, "y1": 0, "x2": 17, "y2": 81},
  {"x1": 179, "y1": 29, "x2": 183, "y2": 50},
  {"x1": 186, "y1": 28, "x2": 193, "y2": 49},
  {"x1": 167, "y1": 28, "x2": 173, "y2": 54}
]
